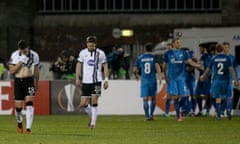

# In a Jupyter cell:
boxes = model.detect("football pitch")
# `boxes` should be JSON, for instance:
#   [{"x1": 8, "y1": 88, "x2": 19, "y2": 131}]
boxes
[{"x1": 0, "y1": 115, "x2": 240, "y2": 144}]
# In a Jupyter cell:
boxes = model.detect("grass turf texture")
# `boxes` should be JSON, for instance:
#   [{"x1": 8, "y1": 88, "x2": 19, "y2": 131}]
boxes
[{"x1": 0, "y1": 115, "x2": 239, "y2": 144}]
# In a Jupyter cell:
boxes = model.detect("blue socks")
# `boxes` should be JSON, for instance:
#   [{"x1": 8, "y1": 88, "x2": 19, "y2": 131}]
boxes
[
  {"x1": 166, "y1": 98, "x2": 171, "y2": 114},
  {"x1": 143, "y1": 99, "x2": 149, "y2": 118},
  {"x1": 174, "y1": 99, "x2": 180, "y2": 118},
  {"x1": 150, "y1": 98, "x2": 156, "y2": 117}
]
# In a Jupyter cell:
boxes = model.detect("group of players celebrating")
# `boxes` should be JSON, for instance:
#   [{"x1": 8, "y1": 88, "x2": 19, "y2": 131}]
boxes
[{"x1": 134, "y1": 38, "x2": 238, "y2": 122}]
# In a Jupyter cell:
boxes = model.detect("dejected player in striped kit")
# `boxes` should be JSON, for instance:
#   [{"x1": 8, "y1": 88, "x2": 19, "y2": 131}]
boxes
[
  {"x1": 75, "y1": 36, "x2": 109, "y2": 129},
  {"x1": 8, "y1": 40, "x2": 40, "y2": 134}
]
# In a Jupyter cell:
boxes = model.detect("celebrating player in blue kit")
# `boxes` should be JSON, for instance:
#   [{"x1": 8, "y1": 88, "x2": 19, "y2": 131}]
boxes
[
  {"x1": 195, "y1": 43, "x2": 212, "y2": 116},
  {"x1": 200, "y1": 44, "x2": 238, "y2": 120},
  {"x1": 162, "y1": 38, "x2": 203, "y2": 122},
  {"x1": 133, "y1": 43, "x2": 162, "y2": 121},
  {"x1": 221, "y1": 42, "x2": 239, "y2": 119}
]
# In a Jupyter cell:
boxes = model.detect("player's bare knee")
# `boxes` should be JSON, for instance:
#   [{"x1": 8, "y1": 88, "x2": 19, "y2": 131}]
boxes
[
  {"x1": 91, "y1": 104, "x2": 98, "y2": 107},
  {"x1": 81, "y1": 104, "x2": 88, "y2": 108},
  {"x1": 16, "y1": 107, "x2": 22, "y2": 112},
  {"x1": 26, "y1": 101, "x2": 33, "y2": 106}
]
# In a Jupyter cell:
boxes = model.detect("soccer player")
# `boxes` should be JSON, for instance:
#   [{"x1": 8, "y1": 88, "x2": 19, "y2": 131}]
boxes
[
  {"x1": 75, "y1": 36, "x2": 109, "y2": 129},
  {"x1": 221, "y1": 42, "x2": 239, "y2": 119},
  {"x1": 200, "y1": 44, "x2": 238, "y2": 120},
  {"x1": 162, "y1": 38, "x2": 203, "y2": 121},
  {"x1": 133, "y1": 43, "x2": 162, "y2": 121},
  {"x1": 8, "y1": 40, "x2": 40, "y2": 134},
  {"x1": 164, "y1": 43, "x2": 173, "y2": 117},
  {"x1": 195, "y1": 43, "x2": 212, "y2": 116},
  {"x1": 181, "y1": 48, "x2": 197, "y2": 117}
]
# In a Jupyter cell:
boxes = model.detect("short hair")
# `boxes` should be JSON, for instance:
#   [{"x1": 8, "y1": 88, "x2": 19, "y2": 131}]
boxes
[
  {"x1": 172, "y1": 38, "x2": 180, "y2": 44},
  {"x1": 144, "y1": 42, "x2": 154, "y2": 52},
  {"x1": 60, "y1": 50, "x2": 70, "y2": 58},
  {"x1": 209, "y1": 44, "x2": 216, "y2": 52},
  {"x1": 86, "y1": 36, "x2": 97, "y2": 43},
  {"x1": 198, "y1": 43, "x2": 206, "y2": 48},
  {"x1": 222, "y1": 42, "x2": 230, "y2": 46},
  {"x1": 18, "y1": 40, "x2": 29, "y2": 49},
  {"x1": 216, "y1": 44, "x2": 224, "y2": 52}
]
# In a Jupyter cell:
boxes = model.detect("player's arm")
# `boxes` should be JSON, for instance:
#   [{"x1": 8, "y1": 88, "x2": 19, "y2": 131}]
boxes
[
  {"x1": 229, "y1": 66, "x2": 238, "y2": 87},
  {"x1": 155, "y1": 63, "x2": 162, "y2": 85},
  {"x1": 162, "y1": 62, "x2": 168, "y2": 84},
  {"x1": 8, "y1": 55, "x2": 28, "y2": 74},
  {"x1": 187, "y1": 59, "x2": 204, "y2": 71},
  {"x1": 75, "y1": 62, "x2": 82, "y2": 86},
  {"x1": 8, "y1": 63, "x2": 23, "y2": 74},
  {"x1": 133, "y1": 66, "x2": 140, "y2": 81},
  {"x1": 103, "y1": 62, "x2": 109, "y2": 90},
  {"x1": 200, "y1": 68, "x2": 211, "y2": 81},
  {"x1": 34, "y1": 64, "x2": 40, "y2": 91}
]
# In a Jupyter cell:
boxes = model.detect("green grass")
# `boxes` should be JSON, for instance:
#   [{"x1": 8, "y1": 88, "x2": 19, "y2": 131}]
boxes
[{"x1": 0, "y1": 115, "x2": 240, "y2": 144}]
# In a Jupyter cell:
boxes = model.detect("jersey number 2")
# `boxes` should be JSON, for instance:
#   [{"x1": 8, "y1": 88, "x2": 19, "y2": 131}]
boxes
[{"x1": 217, "y1": 63, "x2": 224, "y2": 75}]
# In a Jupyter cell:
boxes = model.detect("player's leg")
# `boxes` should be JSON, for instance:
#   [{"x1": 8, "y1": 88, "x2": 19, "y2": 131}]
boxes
[
  {"x1": 165, "y1": 93, "x2": 171, "y2": 117},
  {"x1": 25, "y1": 96, "x2": 34, "y2": 134},
  {"x1": 215, "y1": 98, "x2": 222, "y2": 120},
  {"x1": 89, "y1": 82, "x2": 101, "y2": 128},
  {"x1": 168, "y1": 80, "x2": 181, "y2": 121},
  {"x1": 81, "y1": 97, "x2": 91, "y2": 116},
  {"x1": 15, "y1": 101, "x2": 24, "y2": 133},
  {"x1": 205, "y1": 94, "x2": 212, "y2": 116},
  {"x1": 179, "y1": 96, "x2": 190, "y2": 116},
  {"x1": 174, "y1": 96, "x2": 181, "y2": 121},
  {"x1": 204, "y1": 81, "x2": 212, "y2": 116},
  {"x1": 226, "y1": 81, "x2": 233, "y2": 120},
  {"x1": 14, "y1": 79, "x2": 24, "y2": 134},
  {"x1": 195, "y1": 81, "x2": 203, "y2": 116},
  {"x1": 90, "y1": 95, "x2": 99, "y2": 128},
  {"x1": 179, "y1": 80, "x2": 190, "y2": 118},
  {"x1": 150, "y1": 96, "x2": 156, "y2": 119},
  {"x1": 191, "y1": 96, "x2": 197, "y2": 116},
  {"x1": 212, "y1": 81, "x2": 222, "y2": 120},
  {"x1": 143, "y1": 97, "x2": 150, "y2": 120},
  {"x1": 189, "y1": 81, "x2": 196, "y2": 116},
  {"x1": 141, "y1": 86, "x2": 150, "y2": 120},
  {"x1": 149, "y1": 85, "x2": 157, "y2": 119},
  {"x1": 81, "y1": 84, "x2": 92, "y2": 116},
  {"x1": 226, "y1": 96, "x2": 232, "y2": 120}
]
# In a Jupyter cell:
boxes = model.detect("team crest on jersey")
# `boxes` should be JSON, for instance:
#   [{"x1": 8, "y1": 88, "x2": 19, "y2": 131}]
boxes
[{"x1": 87, "y1": 59, "x2": 95, "y2": 66}]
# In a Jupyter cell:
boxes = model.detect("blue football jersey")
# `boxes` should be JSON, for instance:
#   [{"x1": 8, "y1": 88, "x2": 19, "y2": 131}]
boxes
[
  {"x1": 163, "y1": 49, "x2": 190, "y2": 81},
  {"x1": 135, "y1": 53, "x2": 158, "y2": 86},
  {"x1": 199, "y1": 53, "x2": 211, "y2": 75},
  {"x1": 228, "y1": 54, "x2": 239, "y2": 80},
  {"x1": 208, "y1": 53, "x2": 233, "y2": 80}
]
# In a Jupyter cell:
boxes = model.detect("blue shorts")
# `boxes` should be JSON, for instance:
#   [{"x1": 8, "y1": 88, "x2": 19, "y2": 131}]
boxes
[
  {"x1": 167, "y1": 80, "x2": 190, "y2": 97},
  {"x1": 195, "y1": 80, "x2": 211, "y2": 95},
  {"x1": 211, "y1": 80, "x2": 232, "y2": 99},
  {"x1": 141, "y1": 84, "x2": 157, "y2": 98}
]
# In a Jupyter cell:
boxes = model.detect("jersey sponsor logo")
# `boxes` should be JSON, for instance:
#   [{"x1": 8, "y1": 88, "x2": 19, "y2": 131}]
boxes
[
  {"x1": 170, "y1": 58, "x2": 183, "y2": 64},
  {"x1": 87, "y1": 59, "x2": 95, "y2": 66},
  {"x1": 57, "y1": 84, "x2": 81, "y2": 112}
]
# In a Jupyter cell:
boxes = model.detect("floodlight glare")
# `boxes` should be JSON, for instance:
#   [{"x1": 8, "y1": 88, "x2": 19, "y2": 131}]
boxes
[{"x1": 121, "y1": 29, "x2": 134, "y2": 37}]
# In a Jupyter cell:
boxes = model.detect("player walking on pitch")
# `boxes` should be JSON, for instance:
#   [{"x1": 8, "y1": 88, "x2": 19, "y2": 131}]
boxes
[
  {"x1": 76, "y1": 36, "x2": 109, "y2": 129},
  {"x1": 8, "y1": 40, "x2": 40, "y2": 134}
]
